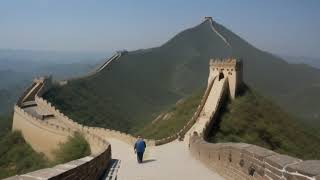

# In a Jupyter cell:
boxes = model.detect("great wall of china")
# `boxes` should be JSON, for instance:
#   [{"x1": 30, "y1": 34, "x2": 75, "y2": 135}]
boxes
[
  {"x1": 5, "y1": 18, "x2": 320, "y2": 180},
  {"x1": 58, "y1": 50, "x2": 127, "y2": 86}
]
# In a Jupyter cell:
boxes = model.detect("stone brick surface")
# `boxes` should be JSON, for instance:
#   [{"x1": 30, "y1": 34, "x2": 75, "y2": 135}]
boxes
[
  {"x1": 266, "y1": 154, "x2": 301, "y2": 169},
  {"x1": 189, "y1": 133, "x2": 320, "y2": 180},
  {"x1": 23, "y1": 168, "x2": 63, "y2": 179},
  {"x1": 283, "y1": 173, "x2": 311, "y2": 180},
  {"x1": 4, "y1": 142, "x2": 111, "y2": 180},
  {"x1": 4, "y1": 176, "x2": 38, "y2": 180},
  {"x1": 286, "y1": 160, "x2": 320, "y2": 177},
  {"x1": 265, "y1": 163, "x2": 283, "y2": 177},
  {"x1": 243, "y1": 145, "x2": 276, "y2": 161},
  {"x1": 265, "y1": 170, "x2": 282, "y2": 180}
]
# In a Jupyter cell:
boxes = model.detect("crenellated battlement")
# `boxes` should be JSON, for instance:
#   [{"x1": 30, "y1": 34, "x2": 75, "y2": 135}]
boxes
[{"x1": 210, "y1": 58, "x2": 243, "y2": 71}]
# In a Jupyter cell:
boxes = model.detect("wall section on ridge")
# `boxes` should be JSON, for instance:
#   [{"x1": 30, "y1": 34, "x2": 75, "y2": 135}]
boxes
[
  {"x1": 10, "y1": 105, "x2": 113, "y2": 180},
  {"x1": 34, "y1": 95, "x2": 155, "y2": 147},
  {"x1": 154, "y1": 77, "x2": 217, "y2": 145},
  {"x1": 13, "y1": 105, "x2": 70, "y2": 159},
  {"x1": 188, "y1": 57, "x2": 320, "y2": 180},
  {"x1": 8, "y1": 60, "x2": 117, "y2": 179}
]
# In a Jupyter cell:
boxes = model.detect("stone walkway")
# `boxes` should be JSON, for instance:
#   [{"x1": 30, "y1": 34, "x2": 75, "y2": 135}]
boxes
[
  {"x1": 102, "y1": 76, "x2": 226, "y2": 180},
  {"x1": 102, "y1": 138, "x2": 224, "y2": 180}
]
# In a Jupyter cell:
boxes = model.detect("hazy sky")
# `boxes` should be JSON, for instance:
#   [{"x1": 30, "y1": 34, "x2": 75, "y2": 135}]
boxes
[{"x1": 1, "y1": 0, "x2": 320, "y2": 58}]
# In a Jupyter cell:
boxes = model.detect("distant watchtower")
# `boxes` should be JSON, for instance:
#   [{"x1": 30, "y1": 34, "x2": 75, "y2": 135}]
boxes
[
  {"x1": 209, "y1": 58, "x2": 243, "y2": 99},
  {"x1": 204, "y1": 16, "x2": 213, "y2": 21}
]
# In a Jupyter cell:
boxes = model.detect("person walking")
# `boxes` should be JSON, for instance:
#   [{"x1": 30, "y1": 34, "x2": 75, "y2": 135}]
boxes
[{"x1": 134, "y1": 136, "x2": 146, "y2": 163}]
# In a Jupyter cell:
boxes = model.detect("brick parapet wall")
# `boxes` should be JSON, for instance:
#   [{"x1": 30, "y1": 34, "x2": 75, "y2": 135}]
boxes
[
  {"x1": 14, "y1": 105, "x2": 74, "y2": 137},
  {"x1": 154, "y1": 77, "x2": 217, "y2": 145},
  {"x1": 5, "y1": 140, "x2": 111, "y2": 180},
  {"x1": 10, "y1": 105, "x2": 112, "y2": 180},
  {"x1": 35, "y1": 95, "x2": 155, "y2": 146},
  {"x1": 202, "y1": 78, "x2": 229, "y2": 138},
  {"x1": 9, "y1": 78, "x2": 115, "y2": 179},
  {"x1": 32, "y1": 71, "x2": 193, "y2": 146},
  {"x1": 32, "y1": 78, "x2": 156, "y2": 146},
  {"x1": 35, "y1": 76, "x2": 156, "y2": 145},
  {"x1": 16, "y1": 82, "x2": 37, "y2": 106},
  {"x1": 186, "y1": 77, "x2": 228, "y2": 140},
  {"x1": 14, "y1": 105, "x2": 108, "y2": 153},
  {"x1": 189, "y1": 135, "x2": 320, "y2": 180}
]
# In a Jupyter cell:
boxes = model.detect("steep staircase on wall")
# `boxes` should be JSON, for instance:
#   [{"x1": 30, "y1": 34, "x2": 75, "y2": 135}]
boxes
[{"x1": 187, "y1": 77, "x2": 227, "y2": 138}]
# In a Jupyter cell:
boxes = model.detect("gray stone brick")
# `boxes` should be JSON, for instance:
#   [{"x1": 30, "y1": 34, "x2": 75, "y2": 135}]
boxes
[
  {"x1": 22, "y1": 168, "x2": 63, "y2": 179},
  {"x1": 265, "y1": 154, "x2": 301, "y2": 169},
  {"x1": 286, "y1": 160, "x2": 320, "y2": 177},
  {"x1": 243, "y1": 145, "x2": 276, "y2": 161}
]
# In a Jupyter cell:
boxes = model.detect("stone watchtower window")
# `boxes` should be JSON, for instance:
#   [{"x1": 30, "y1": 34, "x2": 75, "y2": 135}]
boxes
[{"x1": 218, "y1": 72, "x2": 224, "y2": 81}]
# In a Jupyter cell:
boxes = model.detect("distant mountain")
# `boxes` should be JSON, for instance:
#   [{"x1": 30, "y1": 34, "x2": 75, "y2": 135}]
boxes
[
  {"x1": 0, "y1": 70, "x2": 30, "y2": 90},
  {"x1": 0, "y1": 88, "x2": 23, "y2": 113},
  {"x1": 280, "y1": 55, "x2": 320, "y2": 69},
  {"x1": 0, "y1": 49, "x2": 109, "y2": 69},
  {"x1": 0, "y1": 50, "x2": 110, "y2": 114},
  {"x1": 0, "y1": 63, "x2": 96, "y2": 114},
  {"x1": 44, "y1": 18, "x2": 320, "y2": 132}
]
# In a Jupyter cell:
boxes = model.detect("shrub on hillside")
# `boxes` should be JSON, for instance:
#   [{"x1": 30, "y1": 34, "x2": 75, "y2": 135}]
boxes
[
  {"x1": 137, "y1": 88, "x2": 204, "y2": 139},
  {"x1": 0, "y1": 114, "x2": 13, "y2": 138},
  {"x1": 0, "y1": 129, "x2": 91, "y2": 179},
  {"x1": 0, "y1": 131, "x2": 49, "y2": 179},
  {"x1": 53, "y1": 132, "x2": 91, "y2": 164}
]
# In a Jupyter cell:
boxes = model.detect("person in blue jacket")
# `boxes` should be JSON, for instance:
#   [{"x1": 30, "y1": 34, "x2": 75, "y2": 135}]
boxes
[{"x1": 134, "y1": 136, "x2": 146, "y2": 163}]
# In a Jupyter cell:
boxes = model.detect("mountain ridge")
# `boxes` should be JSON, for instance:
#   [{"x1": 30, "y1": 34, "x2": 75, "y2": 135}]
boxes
[{"x1": 44, "y1": 18, "x2": 320, "y2": 132}]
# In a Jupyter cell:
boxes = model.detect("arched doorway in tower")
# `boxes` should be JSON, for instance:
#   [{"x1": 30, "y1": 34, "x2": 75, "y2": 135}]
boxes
[{"x1": 218, "y1": 72, "x2": 224, "y2": 81}]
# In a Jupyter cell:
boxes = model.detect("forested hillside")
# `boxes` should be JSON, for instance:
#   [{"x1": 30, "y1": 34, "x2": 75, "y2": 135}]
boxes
[
  {"x1": 44, "y1": 19, "x2": 320, "y2": 133},
  {"x1": 208, "y1": 87, "x2": 320, "y2": 160}
]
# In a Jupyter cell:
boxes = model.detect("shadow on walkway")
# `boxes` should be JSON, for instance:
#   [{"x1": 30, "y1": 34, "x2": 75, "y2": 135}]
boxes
[
  {"x1": 100, "y1": 159, "x2": 121, "y2": 180},
  {"x1": 142, "y1": 159, "x2": 156, "y2": 164}
]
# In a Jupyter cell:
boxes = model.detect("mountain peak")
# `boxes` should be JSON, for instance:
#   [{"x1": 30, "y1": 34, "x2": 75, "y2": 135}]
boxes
[
  {"x1": 44, "y1": 17, "x2": 320, "y2": 133},
  {"x1": 202, "y1": 17, "x2": 231, "y2": 47}
]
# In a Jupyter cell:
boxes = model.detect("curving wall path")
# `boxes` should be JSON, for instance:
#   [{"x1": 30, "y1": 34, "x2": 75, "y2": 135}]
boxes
[
  {"x1": 6, "y1": 52, "x2": 130, "y2": 180},
  {"x1": 7, "y1": 59, "x2": 228, "y2": 179},
  {"x1": 7, "y1": 56, "x2": 320, "y2": 180},
  {"x1": 7, "y1": 79, "x2": 113, "y2": 179}
]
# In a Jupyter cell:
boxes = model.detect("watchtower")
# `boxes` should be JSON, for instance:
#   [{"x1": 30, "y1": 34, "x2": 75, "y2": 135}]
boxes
[
  {"x1": 204, "y1": 17, "x2": 213, "y2": 21},
  {"x1": 209, "y1": 58, "x2": 243, "y2": 99}
]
